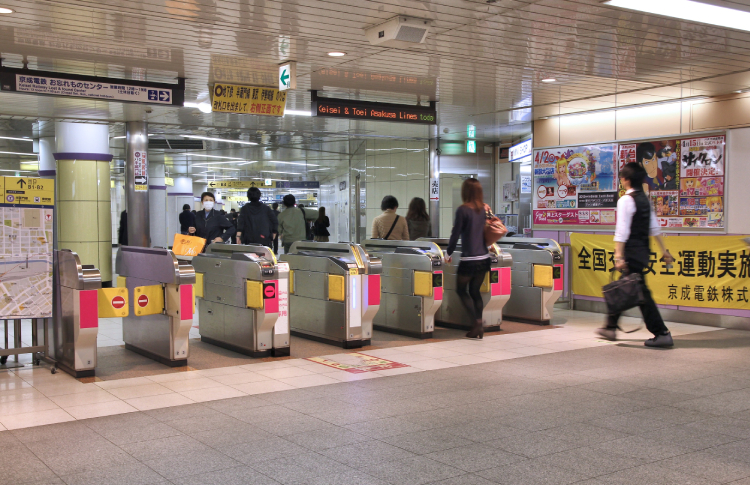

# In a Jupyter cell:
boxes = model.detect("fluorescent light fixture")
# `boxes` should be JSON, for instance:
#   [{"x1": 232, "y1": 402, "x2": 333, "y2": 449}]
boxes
[
  {"x1": 112, "y1": 134, "x2": 155, "y2": 139},
  {"x1": 181, "y1": 135, "x2": 257, "y2": 145},
  {"x1": 0, "y1": 136, "x2": 33, "y2": 142},
  {"x1": 284, "y1": 110, "x2": 312, "y2": 116},
  {"x1": 541, "y1": 78, "x2": 556, "y2": 83},
  {"x1": 186, "y1": 153, "x2": 243, "y2": 160},
  {"x1": 327, "y1": 51, "x2": 346, "y2": 57},
  {"x1": 0, "y1": 151, "x2": 37, "y2": 157},
  {"x1": 184, "y1": 101, "x2": 213, "y2": 113},
  {"x1": 0, "y1": 169, "x2": 33, "y2": 172},
  {"x1": 604, "y1": 0, "x2": 750, "y2": 31},
  {"x1": 545, "y1": 95, "x2": 710, "y2": 119},
  {"x1": 265, "y1": 161, "x2": 320, "y2": 166},
  {"x1": 260, "y1": 170, "x2": 302, "y2": 175},
  {"x1": 0, "y1": 8, "x2": 14, "y2": 14}
]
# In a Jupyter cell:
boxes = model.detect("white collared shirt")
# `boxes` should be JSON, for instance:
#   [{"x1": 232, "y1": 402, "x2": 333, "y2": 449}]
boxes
[{"x1": 613, "y1": 188, "x2": 661, "y2": 243}]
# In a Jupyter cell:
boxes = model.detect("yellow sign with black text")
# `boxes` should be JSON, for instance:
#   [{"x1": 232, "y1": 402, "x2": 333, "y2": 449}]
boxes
[
  {"x1": 3, "y1": 177, "x2": 54, "y2": 206},
  {"x1": 212, "y1": 83, "x2": 287, "y2": 116},
  {"x1": 571, "y1": 233, "x2": 750, "y2": 310}
]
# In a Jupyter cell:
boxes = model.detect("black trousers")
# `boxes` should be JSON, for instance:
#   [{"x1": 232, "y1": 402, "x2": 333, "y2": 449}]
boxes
[
  {"x1": 606, "y1": 263, "x2": 669, "y2": 336},
  {"x1": 456, "y1": 260, "x2": 490, "y2": 322},
  {"x1": 272, "y1": 236, "x2": 278, "y2": 254}
]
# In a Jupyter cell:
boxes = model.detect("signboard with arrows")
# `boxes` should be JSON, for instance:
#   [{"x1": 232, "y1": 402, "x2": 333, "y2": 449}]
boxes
[
  {"x1": 279, "y1": 62, "x2": 296, "y2": 91},
  {"x1": 207, "y1": 180, "x2": 273, "y2": 189},
  {"x1": 134, "y1": 151, "x2": 148, "y2": 192},
  {"x1": 4, "y1": 177, "x2": 55, "y2": 207}
]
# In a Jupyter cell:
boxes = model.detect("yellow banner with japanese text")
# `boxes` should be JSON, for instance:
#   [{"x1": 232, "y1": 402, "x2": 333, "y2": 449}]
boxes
[
  {"x1": 211, "y1": 83, "x2": 287, "y2": 116},
  {"x1": 570, "y1": 233, "x2": 750, "y2": 309}
]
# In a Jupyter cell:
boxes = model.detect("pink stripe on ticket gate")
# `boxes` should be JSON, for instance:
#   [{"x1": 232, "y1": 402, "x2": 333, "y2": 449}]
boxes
[
  {"x1": 554, "y1": 264, "x2": 564, "y2": 291},
  {"x1": 368, "y1": 274, "x2": 381, "y2": 306},
  {"x1": 499, "y1": 267, "x2": 512, "y2": 295},
  {"x1": 79, "y1": 290, "x2": 98, "y2": 329},
  {"x1": 434, "y1": 271, "x2": 443, "y2": 300},
  {"x1": 180, "y1": 284, "x2": 193, "y2": 318},
  {"x1": 264, "y1": 280, "x2": 279, "y2": 314}
]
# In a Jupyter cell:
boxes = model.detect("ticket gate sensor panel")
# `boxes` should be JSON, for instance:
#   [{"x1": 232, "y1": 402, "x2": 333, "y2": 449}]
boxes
[
  {"x1": 116, "y1": 247, "x2": 196, "y2": 366},
  {"x1": 281, "y1": 242, "x2": 382, "y2": 349},
  {"x1": 363, "y1": 239, "x2": 445, "y2": 339},
  {"x1": 494, "y1": 238, "x2": 564, "y2": 324},
  {"x1": 51, "y1": 250, "x2": 101, "y2": 378},
  {"x1": 418, "y1": 239, "x2": 512, "y2": 332},
  {"x1": 192, "y1": 244, "x2": 290, "y2": 357}
]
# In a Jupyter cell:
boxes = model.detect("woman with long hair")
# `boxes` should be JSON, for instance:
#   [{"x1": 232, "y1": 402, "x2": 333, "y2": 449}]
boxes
[
  {"x1": 313, "y1": 206, "x2": 330, "y2": 242},
  {"x1": 405, "y1": 197, "x2": 432, "y2": 240},
  {"x1": 445, "y1": 178, "x2": 505, "y2": 339}
]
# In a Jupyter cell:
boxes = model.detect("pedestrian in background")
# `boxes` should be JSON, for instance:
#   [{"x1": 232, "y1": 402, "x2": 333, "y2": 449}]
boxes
[
  {"x1": 372, "y1": 195, "x2": 409, "y2": 240},
  {"x1": 278, "y1": 195, "x2": 315, "y2": 253},
  {"x1": 271, "y1": 202, "x2": 280, "y2": 254},
  {"x1": 179, "y1": 204, "x2": 196, "y2": 235},
  {"x1": 191, "y1": 192, "x2": 236, "y2": 248},
  {"x1": 445, "y1": 178, "x2": 504, "y2": 339},
  {"x1": 314, "y1": 207, "x2": 330, "y2": 242},
  {"x1": 406, "y1": 197, "x2": 432, "y2": 240},
  {"x1": 118, "y1": 210, "x2": 128, "y2": 246},
  {"x1": 236, "y1": 187, "x2": 278, "y2": 247},
  {"x1": 596, "y1": 162, "x2": 675, "y2": 347}
]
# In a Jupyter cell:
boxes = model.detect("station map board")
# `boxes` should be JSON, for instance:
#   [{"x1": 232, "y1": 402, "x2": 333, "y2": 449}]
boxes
[
  {"x1": 0, "y1": 177, "x2": 54, "y2": 318},
  {"x1": 532, "y1": 135, "x2": 726, "y2": 231}
]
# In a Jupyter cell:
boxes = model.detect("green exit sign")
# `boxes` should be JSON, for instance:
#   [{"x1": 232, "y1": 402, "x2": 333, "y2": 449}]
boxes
[
  {"x1": 466, "y1": 140, "x2": 476, "y2": 153},
  {"x1": 467, "y1": 125, "x2": 476, "y2": 138}
]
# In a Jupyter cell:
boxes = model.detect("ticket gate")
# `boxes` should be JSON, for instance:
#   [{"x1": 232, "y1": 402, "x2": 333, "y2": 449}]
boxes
[
  {"x1": 363, "y1": 239, "x2": 444, "y2": 339},
  {"x1": 281, "y1": 242, "x2": 382, "y2": 348},
  {"x1": 494, "y1": 238, "x2": 563, "y2": 324},
  {"x1": 116, "y1": 247, "x2": 195, "y2": 366},
  {"x1": 192, "y1": 244, "x2": 290, "y2": 357},
  {"x1": 418, "y1": 239, "x2": 512, "y2": 332},
  {"x1": 50, "y1": 250, "x2": 101, "y2": 378}
]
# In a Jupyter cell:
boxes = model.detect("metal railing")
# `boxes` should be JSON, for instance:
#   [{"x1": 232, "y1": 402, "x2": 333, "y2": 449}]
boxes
[{"x1": 0, "y1": 318, "x2": 48, "y2": 368}]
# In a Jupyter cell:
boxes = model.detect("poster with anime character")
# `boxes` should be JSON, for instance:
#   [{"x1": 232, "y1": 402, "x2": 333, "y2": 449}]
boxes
[
  {"x1": 533, "y1": 144, "x2": 617, "y2": 226},
  {"x1": 618, "y1": 140, "x2": 679, "y2": 192},
  {"x1": 651, "y1": 191, "x2": 678, "y2": 217},
  {"x1": 680, "y1": 177, "x2": 724, "y2": 197}
]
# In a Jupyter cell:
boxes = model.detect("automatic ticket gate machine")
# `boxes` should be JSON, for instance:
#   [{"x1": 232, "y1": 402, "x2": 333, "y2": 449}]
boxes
[
  {"x1": 363, "y1": 239, "x2": 444, "y2": 339},
  {"x1": 494, "y1": 238, "x2": 563, "y2": 324},
  {"x1": 192, "y1": 244, "x2": 290, "y2": 357},
  {"x1": 51, "y1": 250, "x2": 102, "y2": 377},
  {"x1": 418, "y1": 238, "x2": 513, "y2": 332},
  {"x1": 115, "y1": 247, "x2": 195, "y2": 366},
  {"x1": 281, "y1": 242, "x2": 382, "y2": 349}
]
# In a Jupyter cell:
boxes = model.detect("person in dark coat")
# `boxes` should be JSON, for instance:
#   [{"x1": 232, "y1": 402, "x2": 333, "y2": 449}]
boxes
[
  {"x1": 236, "y1": 187, "x2": 278, "y2": 247},
  {"x1": 271, "y1": 203, "x2": 280, "y2": 254},
  {"x1": 313, "y1": 207, "x2": 330, "y2": 242},
  {"x1": 191, "y1": 192, "x2": 236, "y2": 247},
  {"x1": 179, "y1": 204, "x2": 196, "y2": 235},
  {"x1": 118, "y1": 210, "x2": 128, "y2": 246}
]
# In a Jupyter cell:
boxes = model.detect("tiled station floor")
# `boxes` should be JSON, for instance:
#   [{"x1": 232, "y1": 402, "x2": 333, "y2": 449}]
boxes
[{"x1": 3, "y1": 312, "x2": 750, "y2": 484}]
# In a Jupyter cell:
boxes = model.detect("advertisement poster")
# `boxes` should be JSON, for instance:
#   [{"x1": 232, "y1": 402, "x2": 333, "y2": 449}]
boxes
[
  {"x1": 571, "y1": 234, "x2": 750, "y2": 310},
  {"x1": 533, "y1": 144, "x2": 617, "y2": 226}
]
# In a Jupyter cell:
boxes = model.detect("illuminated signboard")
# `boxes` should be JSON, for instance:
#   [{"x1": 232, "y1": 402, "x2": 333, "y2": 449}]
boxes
[
  {"x1": 311, "y1": 92, "x2": 436, "y2": 125},
  {"x1": 509, "y1": 139, "x2": 532, "y2": 163},
  {"x1": 466, "y1": 140, "x2": 477, "y2": 153}
]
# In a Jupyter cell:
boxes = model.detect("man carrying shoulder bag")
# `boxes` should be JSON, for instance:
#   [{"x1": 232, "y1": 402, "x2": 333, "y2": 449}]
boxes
[
  {"x1": 236, "y1": 187, "x2": 278, "y2": 247},
  {"x1": 596, "y1": 162, "x2": 675, "y2": 348}
]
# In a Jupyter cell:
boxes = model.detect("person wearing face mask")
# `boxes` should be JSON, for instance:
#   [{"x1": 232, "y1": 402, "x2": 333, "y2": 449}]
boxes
[{"x1": 190, "y1": 192, "x2": 236, "y2": 248}]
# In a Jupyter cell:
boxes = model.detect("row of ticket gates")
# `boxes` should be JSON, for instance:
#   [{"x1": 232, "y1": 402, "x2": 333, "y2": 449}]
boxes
[{"x1": 51, "y1": 238, "x2": 563, "y2": 378}]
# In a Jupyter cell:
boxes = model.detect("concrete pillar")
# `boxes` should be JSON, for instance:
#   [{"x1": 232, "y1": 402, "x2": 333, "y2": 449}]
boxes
[
  {"x1": 429, "y1": 136, "x2": 440, "y2": 238},
  {"x1": 53, "y1": 122, "x2": 113, "y2": 285},
  {"x1": 167, "y1": 177, "x2": 195, "y2": 240},
  {"x1": 125, "y1": 122, "x2": 150, "y2": 247},
  {"x1": 37, "y1": 120, "x2": 56, "y2": 179},
  {"x1": 149, "y1": 161, "x2": 168, "y2": 248}
]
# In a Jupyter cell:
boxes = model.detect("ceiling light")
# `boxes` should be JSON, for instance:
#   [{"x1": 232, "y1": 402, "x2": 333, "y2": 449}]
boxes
[
  {"x1": 260, "y1": 170, "x2": 302, "y2": 175},
  {"x1": 186, "y1": 153, "x2": 243, "y2": 160},
  {"x1": 0, "y1": 136, "x2": 33, "y2": 142},
  {"x1": 181, "y1": 135, "x2": 257, "y2": 145},
  {"x1": 0, "y1": 7, "x2": 14, "y2": 14},
  {"x1": 265, "y1": 161, "x2": 320, "y2": 166},
  {"x1": 0, "y1": 169, "x2": 33, "y2": 173},
  {"x1": 184, "y1": 101, "x2": 213, "y2": 113},
  {"x1": 0, "y1": 151, "x2": 37, "y2": 157},
  {"x1": 541, "y1": 78, "x2": 556, "y2": 83},
  {"x1": 327, "y1": 51, "x2": 346, "y2": 57},
  {"x1": 284, "y1": 110, "x2": 312, "y2": 117},
  {"x1": 604, "y1": 0, "x2": 750, "y2": 31}
]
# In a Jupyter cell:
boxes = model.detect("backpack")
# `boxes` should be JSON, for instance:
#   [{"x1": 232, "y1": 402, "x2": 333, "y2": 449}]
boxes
[
  {"x1": 299, "y1": 207, "x2": 314, "y2": 240},
  {"x1": 240, "y1": 203, "x2": 273, "y2": 246}
]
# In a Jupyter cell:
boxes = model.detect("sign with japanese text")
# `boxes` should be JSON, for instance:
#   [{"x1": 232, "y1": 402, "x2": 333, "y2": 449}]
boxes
[
  {"x1": 571, "y1": 233, "x2": 750, "y2": 310},
  {"x1": 429, "y1": 178, "x2": 439, "y2": 201},
  {"x1": 509, "y1": 139, "x2": 532, "y2": 163},
  {"x1": 15, "y1": 74, "x2": 173, "y2": 104},
  {"x1": 211, "y1": 83, "x2": 287, "y2": 116},
  {"x1": 208, "y1": 180, "x2": 273, "y2": 189},
  {"x1": 533, "y1": 144, "x2": 618, "y2": 227},
  {"x1": 133, "y1": 151, "x2": 148, "y2": 192},
  {"x1": 3, "y1": 177, "x2": 54, "y2": 207}
]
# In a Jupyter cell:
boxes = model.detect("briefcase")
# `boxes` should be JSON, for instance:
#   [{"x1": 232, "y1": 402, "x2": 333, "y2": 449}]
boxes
[{"x1": 602, "y1": 270, "x2": 645, "y2": 316}]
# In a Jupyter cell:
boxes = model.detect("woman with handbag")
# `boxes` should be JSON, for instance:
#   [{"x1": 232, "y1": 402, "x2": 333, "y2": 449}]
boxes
[
  {"x1": 596, "y1": 162, "x2": 674, "y2": 347},
  {"x1": 445, "y1": 178, "x2": 507, "y2": 339}
]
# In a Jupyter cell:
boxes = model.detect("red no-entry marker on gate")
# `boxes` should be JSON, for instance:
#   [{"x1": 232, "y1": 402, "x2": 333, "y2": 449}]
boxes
[
  {"x1": 137, "y1": 295, "x2": 149, "y2": 307},
  {"x1": 112, "y1": 296, "x2": 126, "y2": 309},
  {"x1": 264, "y1": 285, "x2": 276, "y2": 298}
]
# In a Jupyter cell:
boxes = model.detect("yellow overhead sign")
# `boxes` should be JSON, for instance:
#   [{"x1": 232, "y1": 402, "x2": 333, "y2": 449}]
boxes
[
  {"x1": 211, "y1": 83, "x2": 287, "y2": 116},
  {"x1": 4, "y1": 177, "x2": 54, "y2": 206},
  {"x1": 207, "y1": 180, "x2": 273, "y2": 189},
  {"x1": 227, "y1": 196, "x2": 248, "y2": 202},
  {"x1": 165, "y1": 177, "x2": 174, "y2": 186}
]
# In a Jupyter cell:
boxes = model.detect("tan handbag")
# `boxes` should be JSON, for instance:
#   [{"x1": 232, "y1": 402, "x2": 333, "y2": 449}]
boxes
[{"x1": 484, "y1": 204, "x2": 507, "y2": 246}]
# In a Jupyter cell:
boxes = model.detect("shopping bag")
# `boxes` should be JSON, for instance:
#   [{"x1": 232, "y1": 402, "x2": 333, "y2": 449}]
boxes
[
  {"x1": 172, "y1": 234, "x2": 207, "y2": 256},
  {"x1": 602, "y1": 270, "x2": 644, "y2": 316}
]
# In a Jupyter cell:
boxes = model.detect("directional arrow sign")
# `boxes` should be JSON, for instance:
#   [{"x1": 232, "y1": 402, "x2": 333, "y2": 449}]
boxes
[
  {"x1": 279, "y1": 62, "x2": 296, "y2": 91},
  {"x1": 135, "y1": 176, "x2": 148, "y2": 185},
  {"x1": 17, "y1": 179, "x2": 26, "y2": 189}
]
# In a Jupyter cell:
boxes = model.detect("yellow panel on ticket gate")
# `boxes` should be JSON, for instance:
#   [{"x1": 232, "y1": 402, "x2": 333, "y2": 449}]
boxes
[
  {"x1": 194, "y1": 273, "x2": 204, "y2": 298},
  {"x1": 98, "y1": 288, "x2": 129, "y2": 318},
  {"x1": 414, "y1": 271, "x2": 433, "y2": 298},
  {"x1": 533, "y1": 265, "x2": 554, "y2": 288},
  {"x1": 133, "y1": 285, "x2": 165, "y2": 316},
  {"x1": 117, "y1": 276, "x2": 127, "y2": 288},
  {"x1": 246, "y1": 280, "x2": 264, "y2": 309}
]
